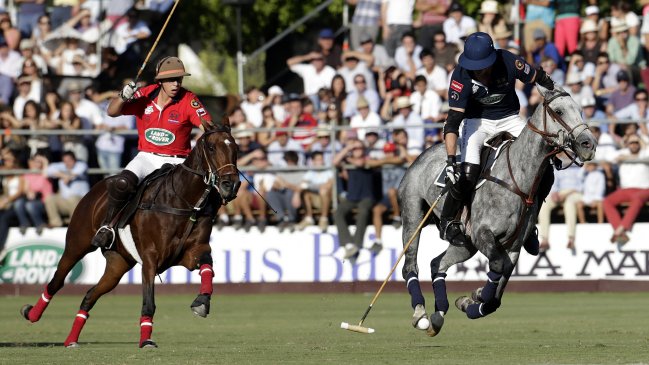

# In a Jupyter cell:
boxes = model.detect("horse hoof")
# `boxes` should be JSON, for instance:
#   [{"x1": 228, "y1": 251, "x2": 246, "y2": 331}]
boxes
[
  {"x1": 20, "y1": 304, "x2": 33, "y2": 321},
  {"x1": 190, "y1": 294, "x2": 211, "y2": 318},
  {"x1": 427, "y1": 311, "x2": 445, "y2": 337},
  {"x1": 66, "y1": 342, "x2": 80, "y2": 348},
  {"x1": 411, "y1": 304, "x2": 428, "y2": 330},
  {"x1": 455, "y1": 296, "x2": 474, "y2": 313},
  {"x1": 140, "y1": 340, "x2": 158, "y2": 348},
  {"x1": 471, "y1": 287, "x2": 483, "y2": 302}
]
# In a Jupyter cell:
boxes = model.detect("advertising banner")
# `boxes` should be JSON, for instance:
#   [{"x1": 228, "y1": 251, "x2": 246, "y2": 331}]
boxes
[{"x1": 1, "y1": 223, "x2": 647, "y2": 285}]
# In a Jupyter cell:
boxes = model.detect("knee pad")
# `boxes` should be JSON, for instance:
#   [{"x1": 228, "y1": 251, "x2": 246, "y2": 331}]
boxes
[
  {"x1": 106, "y1": 171, "x2": 139, "y2": 200},
  {"x1": 459, "y1": 163, "x2": 481, "y2": 196}
]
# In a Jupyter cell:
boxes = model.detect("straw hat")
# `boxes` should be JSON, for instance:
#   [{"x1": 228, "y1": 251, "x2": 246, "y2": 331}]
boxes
[
  {"x1": 357, "y1": 95, "x2": 369, "y2": 109},
  {"x1": 580, "y1": 20, "x2": 598, "y2": 34},
  {"x1": 610, "y1": 20, "x2": 629, "y2": 34},
  {"x1": 493, "y1": 23, "x2": 512, "y2": 39},
  {"x1": 394, "y1": 96, "x2": 413, "y2": 110},
  {"x1": 233, "y1": 124, "x2": 254, "y2": 139},
  {"x1": 479, "y1": 0, "x2": 499, "y2": 14},
  {"x1": 565, "y1": 73, "x2": 582, "y2": 85}
]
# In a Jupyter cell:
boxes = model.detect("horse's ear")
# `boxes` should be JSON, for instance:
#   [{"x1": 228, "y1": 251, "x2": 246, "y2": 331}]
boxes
[
  {"x1": 537, "y1": 84, "x2": 564, "y2": 101},
  {"x1": 220, "y1": 113, "x2": 231, "y2": 129},
  {"x1": 200, "y1": 117, "x2": 216, "y2": 131}
]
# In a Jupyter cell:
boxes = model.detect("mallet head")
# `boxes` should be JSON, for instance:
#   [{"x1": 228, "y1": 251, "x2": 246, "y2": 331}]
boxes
[{"x1": 340, "y1": 322, "x2": 375, "y2": 334}]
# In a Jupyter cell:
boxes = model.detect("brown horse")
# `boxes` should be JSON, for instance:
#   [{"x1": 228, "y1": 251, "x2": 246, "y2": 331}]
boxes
[{"x1": 20, "y1": 117, "x2": 239, "y2": 348}]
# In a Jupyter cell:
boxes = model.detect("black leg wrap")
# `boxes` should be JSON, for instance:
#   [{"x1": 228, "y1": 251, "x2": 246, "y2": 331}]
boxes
[{"x1": 198, "y1": 251, "x2": 213, "y2": 267}]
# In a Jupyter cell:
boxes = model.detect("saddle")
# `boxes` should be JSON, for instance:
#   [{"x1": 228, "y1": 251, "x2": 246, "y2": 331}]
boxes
[
  {"x1": 476, "y1": 132, "x2": 515, "y2": 189},
  {"x1": 433, "y1": 132, "x2": 515, "y2": 189},
  {"x1": 116, "y1": 163, "x2": 176, "y2": 228}
]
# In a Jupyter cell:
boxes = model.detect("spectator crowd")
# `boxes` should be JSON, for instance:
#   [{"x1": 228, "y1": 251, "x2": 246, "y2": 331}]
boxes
[{"x1": 1, "y1": 0, "x2": 649, "y2": 262}]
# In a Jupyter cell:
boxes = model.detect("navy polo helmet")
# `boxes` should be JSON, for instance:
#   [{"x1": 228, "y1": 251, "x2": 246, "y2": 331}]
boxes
[{"x1": 458, "y1": 32, "x2": 497, "y2": 70}]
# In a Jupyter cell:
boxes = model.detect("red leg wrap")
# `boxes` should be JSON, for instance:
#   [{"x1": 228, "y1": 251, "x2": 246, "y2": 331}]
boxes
[
  {"x1": 199, "y1": 264, "x2": 214, "y2": 295},
  {"x1": 139, "y1": 316, "x2": 154, "y2": 345},
  {"x1": 28, "y1": 287, "x2": 53, "y2": 322},
  {"x1": 64, "y1": 310, "x2": 89, "y2": 347}
]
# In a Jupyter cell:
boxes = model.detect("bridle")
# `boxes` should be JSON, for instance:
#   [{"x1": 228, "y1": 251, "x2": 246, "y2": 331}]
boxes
[
  {"x1": 526, "y1": 90, "x2": 591, "y2": 169},
  {"x1": 179, "y1": 124, "x2": 238, "y2": 201},
  {"x1": 481, "y1": 90, "x2": 591, "y2": 249}
]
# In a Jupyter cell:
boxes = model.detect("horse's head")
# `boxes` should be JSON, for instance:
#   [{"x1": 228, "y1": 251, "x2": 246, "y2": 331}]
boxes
[
  {"x1": 534, "y1": 86, "x2": 597, "y2": 163},
  {"x1": 198, "y1": 115, "x2": 240, "y2": 203}
]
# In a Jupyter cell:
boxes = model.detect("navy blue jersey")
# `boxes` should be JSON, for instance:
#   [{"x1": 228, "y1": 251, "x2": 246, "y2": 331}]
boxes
[{"x1": 448, "y1": 49, "x2": 535, "y2": 120}]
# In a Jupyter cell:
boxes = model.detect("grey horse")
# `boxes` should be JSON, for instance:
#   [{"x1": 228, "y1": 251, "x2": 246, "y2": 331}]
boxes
[{"x1": 398, "y1": 87, "x2": 597, "y2": 336}]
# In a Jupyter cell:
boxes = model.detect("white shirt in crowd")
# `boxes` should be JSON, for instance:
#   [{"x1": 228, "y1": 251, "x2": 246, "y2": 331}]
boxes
[
  {"x1": 391, "y1": 112, "x2": 424, "y2": 152},
  {"x1": 75, "y1": 99, "x2": 105, "y2": 126},
  {"x1": 0, "y1": 49, "x2": 23, "y2": 78},
  {"x1": 416, "y1": 65, "x2": 448, "y2": 93},
  {"x1": 350, "y1": 110, "x2": 382, "y2": 140},
  {"x1": 266, "y1": 138, "x2": 305, "y2": 167},
  {"x1": 240, "y1": 100, "x2": 263, "y2": 128},
  {"x1": 95, "y1": 114, "x2": 135, "y2": 154},
  {"x1": 615, "y1": 147, "x2": 649, "y2": 189},
  {"x1": 112, "y1": 21, "x2": 152, "y2": 54},
  {"x1": 382, "y1": 0, "x2": 414, "y2": 25},
  {"x1": 443, "y1": 15, "x2": 477, "y2": 46},
  {"x1": 581, "y1": 168, "x2": 606, "y2": 205},
  {"x1": 337, "y1": 61, "x2": 375, "y2": 93},
  {"x1": 289, "y1": 63, "x2": 337, "y2": 96},
  {"x1": 410, "y1": 90, "x2": 441, "y2": 121},
  {"x1": 394, "y1": 44, "x2": 423, "y2": 73}
]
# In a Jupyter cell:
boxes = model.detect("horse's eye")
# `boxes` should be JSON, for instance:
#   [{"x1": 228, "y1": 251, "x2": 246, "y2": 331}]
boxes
[
  {"x1": 208, "y1": 143, "x2": 215, "y2": 151},
  {"x1": 556, "y1": 110, "x2": 563, "y2": 116}
]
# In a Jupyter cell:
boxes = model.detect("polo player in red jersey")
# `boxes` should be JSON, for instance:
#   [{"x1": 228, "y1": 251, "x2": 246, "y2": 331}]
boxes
[{"x1": 91, "y1": 56, "x2": 213, "y2": 249}]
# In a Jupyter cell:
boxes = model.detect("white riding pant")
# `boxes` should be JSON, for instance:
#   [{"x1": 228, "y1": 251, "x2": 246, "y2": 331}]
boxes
[
  {"x1": 460, "y1": 114, "x2": 525, "y2": 165},
  {"x1": 125, "y1": 152, "x2": 185, "y2": 183}
]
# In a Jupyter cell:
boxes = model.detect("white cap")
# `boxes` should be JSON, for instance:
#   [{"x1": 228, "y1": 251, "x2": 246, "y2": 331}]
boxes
[
  {"x1": 581, "y1": 96, "x2": 596, "y2": 107},
  {"x1": 565, "y1": 73, "x2": 582, "y2": 85},
  {"x1": 268, "y1": 85, "x2": 284, "y2": 96},
  {"x1": 585, "y1": 5, "x2": 599, "y2": 16}
]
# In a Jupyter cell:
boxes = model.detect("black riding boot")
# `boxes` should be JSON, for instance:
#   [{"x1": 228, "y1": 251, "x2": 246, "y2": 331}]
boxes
[
  {"x1": 439, "y1": 163, "x2": 480, "y2": 246},
  {"x1": 523, "y1": 167, "x2": 555, "y2": 255},
  {"x1": 91, "y1": 170, "x2": 139, "y2": 249}
]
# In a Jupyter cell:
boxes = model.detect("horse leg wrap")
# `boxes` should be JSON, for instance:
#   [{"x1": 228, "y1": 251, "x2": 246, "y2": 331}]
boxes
[
  {"x1": 139, "y1": 316, "x2": 154, "y2": 346},
  {"x1": 406, "y1": 272, "x2": 425, "y2": 309},
  {"x1": 28, "y1": 287, "x2": 53, "y2": 322},
  {"x1": 466, "y1": 298, "x2": 501, "y2": 319},
  {"x1": 480, "y1": 271, "x2": 502, "y2": 303},
  {"x1": 199, "y1": 264, "x2": 214, "y2": 295},
  {"x1": 432, "y1": 273, "x2": 449, "y2": 314},
  {"x1": 64, "y1": 310, "x2": 89, "y2": 347}
]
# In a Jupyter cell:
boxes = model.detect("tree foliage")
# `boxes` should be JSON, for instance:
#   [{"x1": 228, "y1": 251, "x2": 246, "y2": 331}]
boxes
[{"x1": 175, "y1": 0, "x2": 343, "y2": 54}]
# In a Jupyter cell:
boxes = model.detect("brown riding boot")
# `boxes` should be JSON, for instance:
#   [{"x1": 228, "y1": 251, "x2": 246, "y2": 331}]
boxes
[{"x1": 91, "y1": 171, "x2": 139, "y2": 249}]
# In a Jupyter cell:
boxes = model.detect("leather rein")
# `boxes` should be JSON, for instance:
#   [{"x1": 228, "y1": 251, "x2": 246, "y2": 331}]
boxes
[
  {"x1": 481, "y1": 91, "x2": 590, "y2": 248},
  {"x1": 144, "y1": 124, "x2": 237, "y2": 264}
]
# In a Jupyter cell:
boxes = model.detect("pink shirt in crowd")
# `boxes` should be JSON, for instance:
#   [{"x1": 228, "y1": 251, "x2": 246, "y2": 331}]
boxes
[{"x1": 24, "y1": 174, "x2": 53, "y2": 201}]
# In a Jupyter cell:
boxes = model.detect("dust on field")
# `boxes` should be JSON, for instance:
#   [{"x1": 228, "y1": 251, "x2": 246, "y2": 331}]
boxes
[{"x1": 1, "y1": 292, "x2": 649, "y2": 364}]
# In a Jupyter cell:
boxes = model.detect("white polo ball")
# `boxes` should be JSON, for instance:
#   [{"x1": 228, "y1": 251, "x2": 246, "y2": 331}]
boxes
[{"x1": 416, "y1": 317, "x2": 430, "y2": 330}]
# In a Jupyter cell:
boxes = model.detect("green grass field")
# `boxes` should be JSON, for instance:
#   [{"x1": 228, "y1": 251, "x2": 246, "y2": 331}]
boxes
[{"x1": 1, "y1": 292, "x2": 648, "y2": 364}]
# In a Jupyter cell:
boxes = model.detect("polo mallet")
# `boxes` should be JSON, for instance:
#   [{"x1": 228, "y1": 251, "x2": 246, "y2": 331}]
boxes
[
  {"x1": 341, "y1": 185, "x2": 450, "y2": 334},
  {"x1": 134, "y1": 0, "x2": 182, "y2": 83}
]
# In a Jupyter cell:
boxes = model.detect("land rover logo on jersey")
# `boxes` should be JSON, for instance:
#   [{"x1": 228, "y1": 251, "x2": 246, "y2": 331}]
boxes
[
  {"x1": 0, "y1": 241, "x2": 83, "y2": 284},
  {"x1": 478, "y1": 94, "x2": 506, "y2": 105},
  {"x1": 144, "y1": 128, "x2": 176, "y2": 146}
]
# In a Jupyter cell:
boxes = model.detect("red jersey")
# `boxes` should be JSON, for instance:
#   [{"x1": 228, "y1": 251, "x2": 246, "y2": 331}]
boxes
[
  {"x1": 121, "y1": 84, "x2": 212, "y2": 156},
  {"x1": 282, "y1": 112, "x2": 317, "y2": 148}
]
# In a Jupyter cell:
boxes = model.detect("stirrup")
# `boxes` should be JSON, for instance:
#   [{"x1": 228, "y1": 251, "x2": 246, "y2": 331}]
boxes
[
  {"x1": 92, "y1": 225, "x2": 116, "y2": 249},
  {"x1": 440, "y1": 219, "x2": 466, "y2": 246}
]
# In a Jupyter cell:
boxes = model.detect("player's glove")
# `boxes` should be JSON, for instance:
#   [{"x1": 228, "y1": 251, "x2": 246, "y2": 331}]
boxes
[
  {"x1": 445, "y1": 155, "x2": 461, "y2": 185},
  {"x1": 119, "y1": 82, "x2": 138, "y2": 101}
]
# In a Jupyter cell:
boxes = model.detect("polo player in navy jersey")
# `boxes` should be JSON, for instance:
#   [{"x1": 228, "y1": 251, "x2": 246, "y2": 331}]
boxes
[{"x1": 439, "y1": 32, "x2": 556, "y2": 255}]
